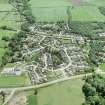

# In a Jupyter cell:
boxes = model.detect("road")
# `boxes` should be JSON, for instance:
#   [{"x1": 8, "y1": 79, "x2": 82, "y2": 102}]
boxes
[
  {"x1": 2, "y1": 90, "x2": 15, "y2": 105},
  {"x1": 2, "y1": 71, "x2": 105, "y2": 105},
  {"x1": 1, "y1": 73, "x2": 91, "y2": 91}
]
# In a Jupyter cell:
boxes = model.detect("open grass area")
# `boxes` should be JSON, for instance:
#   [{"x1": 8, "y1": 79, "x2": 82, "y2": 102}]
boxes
[
  {"x1": 61, "y1": 38, "x2": 72, "y2": 44},
  {"x1": 27, "y1": 78, "x2": 84, "y2": 105},
  {"x1": 0, "y1": 75, "x2": 30, "y2": 87},
  {"x1": 30, "y1": 0, "x2": 105, "y2": 22}
]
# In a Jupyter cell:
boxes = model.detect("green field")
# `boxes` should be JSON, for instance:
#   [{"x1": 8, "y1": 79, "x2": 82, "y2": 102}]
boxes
[
  {"x1": 86, "y1": 0, "x2": 105, "y2": 6},
  {"x1": 61, "y1": 38, "x2": 72, "y2": 44},
  {"x1": 30, "y1": 0, "x2": 105, "y2": 22},
  {"x1": 71, "y1": 6, "x2": 105, "y2": 21},
  {"x1": 0, "y1": 1, "x2": 22, "y2": 63},
  {"x1": 1, "y1": 0, "x2": 105, "y2": 62},
  {"x1": 0, "y1": 0, "x2": 8, "y2": 3},
  {"x1": 0, "y1": 75, "x2": 30, "y2": 87},
  {"x1": 27, "y1": 78, "x2": 84, "y2": 105},
  {"x1": 30, "y1": 0, "x2": 70, "y2": 22},
  {"x1": 27, "y1": 95, "x2": 37, "y2": 105}
]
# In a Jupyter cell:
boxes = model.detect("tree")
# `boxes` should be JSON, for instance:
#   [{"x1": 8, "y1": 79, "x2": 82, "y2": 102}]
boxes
[
  {"x1": 0, "y1": 91, "x2": 5, "y2": 103},
  {"x1": 82, "y1": 74, "x2": 105, "y2": 105},
  {"x1": 82, "y1": 83, "x2": 96, "y2": 97},
  {"x1": 86, "y1": 96, "x2": 101, "y2": 105},
  {"x1": 66, "y1": 6, "x2": 72, "y2": 28},
  {"x1": 34, "y1": 89, "x2": 38, "y2": 95},
  {"x1": 2, "y1": 36, "x2": 10, "y2": 41},
  {"x1": 21, "y1": 22, "x2": 30, "y2": 32}
]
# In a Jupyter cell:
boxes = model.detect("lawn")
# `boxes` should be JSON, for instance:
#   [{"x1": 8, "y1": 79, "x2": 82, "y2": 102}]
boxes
[
  {"x1": 27, "y1": 78, "x2": 84, "y2": 105},
  {"x1": 0, "y1": 75, "x2": 30, "y2": 87},
  {"x1": 61, "y1": 38, "x2": 72, "y2": 44},
  {"x1": 30, "y1": 0, "x2": 105, "y2": 22}
]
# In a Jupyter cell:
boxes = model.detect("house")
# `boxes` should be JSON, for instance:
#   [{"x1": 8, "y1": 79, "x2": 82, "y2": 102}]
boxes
[
  {"x1": 1, "y1": 67, "x2": 23, "y2": 76},
  {"x1": 99, "y1": 32, "x2": 105, "y2": 37}
]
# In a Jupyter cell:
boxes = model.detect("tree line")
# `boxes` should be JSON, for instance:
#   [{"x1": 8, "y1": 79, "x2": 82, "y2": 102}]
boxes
[{"x1": 82, "y1": 73, "x2": 105, "y2": 105}]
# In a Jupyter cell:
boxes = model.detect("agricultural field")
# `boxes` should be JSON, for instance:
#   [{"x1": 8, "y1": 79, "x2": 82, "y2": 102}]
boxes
[
  {"x1": 0, "y1": 75, "x2": 30, "y2": 87},
  {"x1": 71, "y1": 6, "x2": 105, "y2": 21},
  {"x1": 1, "y1": 0, "x2": 105, "y2": 105},
  {"x1": 30, "y1": 0, "x2": 70, "y2": 22},
  {"x1": 27, "y1": 78, "x2": 84, "y2": 105},
  {"x1": 27, "y1": 95, "x2": 37, "y2": 105},
  {"x1": 30, "y1": 0, "x2": 105, "y2": 22},
  {"x1": 0, "y1": 0, "x2": 22, "y2": 63},
  {"x1": 0, "y1": 0, "x2": 8, "y2": 3},
  {"x1": 86, "y1": 0, "x2": 105, "y2": 6}
]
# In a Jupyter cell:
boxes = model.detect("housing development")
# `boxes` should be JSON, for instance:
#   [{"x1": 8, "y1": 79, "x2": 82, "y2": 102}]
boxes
[{"x1": 1, "y1": 0, "x2": 105, "y2": 105}]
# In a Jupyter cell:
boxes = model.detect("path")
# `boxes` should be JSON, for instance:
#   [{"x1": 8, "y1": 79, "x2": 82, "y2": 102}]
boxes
[{"x1": 2, "y1": 71, "x2": 105, "y2": 105}]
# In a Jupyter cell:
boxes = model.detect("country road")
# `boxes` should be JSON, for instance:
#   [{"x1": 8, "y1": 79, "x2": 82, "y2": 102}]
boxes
[
  {"x1": 2, "y1": 71, "x2": 105, "y2": 105},
  {"x1": 2, "y1": 71, "x2": 105, "y2": 91}
]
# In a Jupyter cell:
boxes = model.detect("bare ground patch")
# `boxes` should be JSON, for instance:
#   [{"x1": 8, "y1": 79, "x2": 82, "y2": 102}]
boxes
[{"x1": 8, "y1": 92, "x2": 26, "y2": 105}]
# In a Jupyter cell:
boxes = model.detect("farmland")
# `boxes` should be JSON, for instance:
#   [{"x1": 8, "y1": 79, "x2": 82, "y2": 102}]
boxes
[
  {"x1": 0, "y1": 75, "x2": 30, "y2": 87},
  {"x1": 27, "y1": 78, "x2": 84, "y2": 105},
  {"x1": 30, "y1": 0, "x2": 105, "y2": 22},
  {"x1": 1, "y1": 0, "x2": 105, "y2": 62},
  {"x1": 1, "y1": 0, "x2": 105, "y2": 105},
  {"x1": 0, "y1": 0, "x2": 22, "y2": 63},
  {"x1": 71, "y1": 6, "x2": 105, "y2": 21},
  {"x1": 30, "y1": 0, "x2": 70, "y2": 22},
  {"x1": 27, "y1": 95, "x2": 37, "y2": 105}
]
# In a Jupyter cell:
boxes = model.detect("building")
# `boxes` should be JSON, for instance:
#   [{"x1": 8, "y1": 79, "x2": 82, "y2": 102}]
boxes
[{"x1": 1, "y1": 67, "x2": 23, "y2": 76}]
